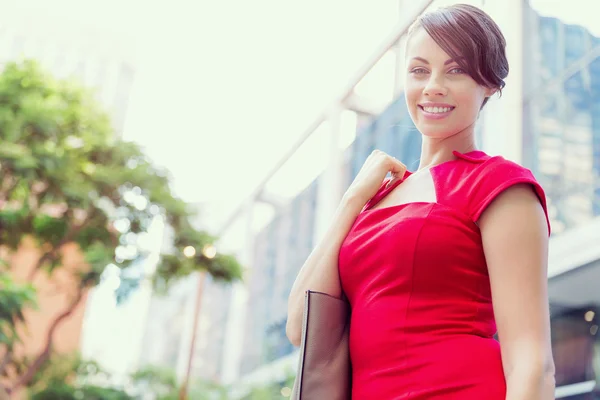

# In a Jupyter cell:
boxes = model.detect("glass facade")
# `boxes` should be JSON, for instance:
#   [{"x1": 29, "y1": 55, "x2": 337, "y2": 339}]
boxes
[
  {"x1": 552, "y1": 305, "x2": 599, "y2": 387},
  {"x1": 523, "y1": 4, "x2": 600, "y2": 234},
  {"x1": 239, "y1": 181, "x2": 318, "y2": 375}
]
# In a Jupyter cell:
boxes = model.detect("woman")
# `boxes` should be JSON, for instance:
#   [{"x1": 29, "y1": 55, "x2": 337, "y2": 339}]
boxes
[{"x1": 286, "y1": 4, "x2": 555, "y2": 400}]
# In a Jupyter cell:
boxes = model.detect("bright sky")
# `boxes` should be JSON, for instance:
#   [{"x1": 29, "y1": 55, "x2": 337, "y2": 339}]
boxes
[
  {"x1": 124, "y1": 0, "x2": 404, "y2": 230},
  {"x1": 2, "y1": 0, "x2": 404, "y2": 230},
  {"x1": 1, "y1": 0, "x2": 597, "y2": 232}
]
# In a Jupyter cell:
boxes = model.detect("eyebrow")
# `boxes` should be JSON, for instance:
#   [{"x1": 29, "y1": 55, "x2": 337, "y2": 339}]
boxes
[{"x1": 411, "y1": 57, "x2": 462, "y2": 66}]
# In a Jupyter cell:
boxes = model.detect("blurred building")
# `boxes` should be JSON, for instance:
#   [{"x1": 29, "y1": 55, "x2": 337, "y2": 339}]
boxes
[
  {"x1": 137, "y1": 276, "x2": 198, "y2": 377},
  {"x1": 190, "y1": 276, "x2": 233, "y2": 381},
  {"x1": 135, "y1": 231, "x2": 236, "y2": 386},
  {"x1": 0, "y1": 19, "x2": 135, "y2": 136}
]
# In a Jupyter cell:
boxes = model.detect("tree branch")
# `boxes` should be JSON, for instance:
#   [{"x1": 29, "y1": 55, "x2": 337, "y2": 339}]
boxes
[
  {"x1": 27, "y1": 251, "x2": 58, "y2": 282},
  {"x1": 26, "y1": 219, "x2": 87, "y2": 282},
  {"x1": 8, "y1": 287, "x2": 85, "y2": 391},
  {"x1": 0, "y1": 351, "x2": 11, "y2": 377},
  {"x1": 26, "y1": 204, "x2": 115, "y2": 281}
]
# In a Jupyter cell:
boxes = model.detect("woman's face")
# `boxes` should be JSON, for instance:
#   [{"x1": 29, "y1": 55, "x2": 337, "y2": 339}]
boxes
[{"x1": 404, "y1": 27, "x2": 495, "y2": 140}]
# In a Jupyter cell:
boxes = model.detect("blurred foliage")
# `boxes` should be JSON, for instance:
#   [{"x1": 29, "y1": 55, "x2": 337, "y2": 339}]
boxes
[
  {"x1": 0, "y1": 59, "x2": 242, "y2": 287},
  {"x1": 243, "y1": 371, "x2": 296, "y2": 400},
  {"x1": 29, "y1": 356, "x2": 227, "y2": 400},
  {"x1": 0, "y1": 273, "x2": 37, "y2": 350},
  {"x1": 28, "y1": 353, "x2": 108, "y2": 393},
  {"x1": 30, "y1": 384, "x2": 133, "y2": 400},
  {"x1": 0, "y1": 60, "x2": 243, "y2": 392},
  {"x1": 130, "y1": 365, "x2": 178, "y2": 400},
  {"x1": 28, "y1": 353, "x2": 131, "y2": 399},
  {"x1": 27, "y1": 353, "x2": 297, "y2": 400},
  {"x1": 188, "y1": 379, "x2": 229, "y2": 400},
  {"x1": 130, "y1": 365, "x2": 230, "y2": 400}
]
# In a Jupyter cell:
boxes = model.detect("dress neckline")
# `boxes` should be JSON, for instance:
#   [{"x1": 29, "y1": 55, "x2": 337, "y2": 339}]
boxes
[{"x1": 363, "y1": 150, "x2": 485, "y2": 213}]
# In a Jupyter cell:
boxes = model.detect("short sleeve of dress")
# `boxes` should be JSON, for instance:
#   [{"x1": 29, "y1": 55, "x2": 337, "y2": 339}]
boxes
[{"x1": 467, "y1": 157, "x2": 551, "y2": 235}]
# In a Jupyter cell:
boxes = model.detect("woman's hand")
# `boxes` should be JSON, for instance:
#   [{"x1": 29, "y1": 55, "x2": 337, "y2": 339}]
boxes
[{"x1": 344, "y1": 150, "x2": 407, "y2": 206}]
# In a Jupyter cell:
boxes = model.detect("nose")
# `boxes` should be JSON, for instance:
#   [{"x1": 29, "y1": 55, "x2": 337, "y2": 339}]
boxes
[{"x1": 423, "y1": 75, "x2": 448, "y2": 97}]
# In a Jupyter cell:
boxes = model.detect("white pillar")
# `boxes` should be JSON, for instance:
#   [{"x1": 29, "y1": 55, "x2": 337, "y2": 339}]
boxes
[
  {"x1": 220, "y1": 201, "x2": 254, "y2": 384},
  {"x1": 481, "y1": 0, "x2": 524, "y2": 163},
  {"x1": 174, "y1": 276, "x2": 200, "y2": 382},
  {"x1": 313, "y1": 107, "x2": 345, "y2": 243},
  {"x1": 394, "y1": 0, "x2": 409, "y2": 96},
  {"x1": 394, "y1": 36, "x2": 407, "y2": 97}
]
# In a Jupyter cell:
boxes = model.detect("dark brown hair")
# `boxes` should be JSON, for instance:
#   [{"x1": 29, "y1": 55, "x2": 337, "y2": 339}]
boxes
[{"x1": 408, "y1": 4, "x2": 508, "y2": 108}]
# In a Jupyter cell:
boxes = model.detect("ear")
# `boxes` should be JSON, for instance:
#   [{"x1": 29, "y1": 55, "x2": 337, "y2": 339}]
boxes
[{"x1": 484, "y1": 87, "x2": 498, "y2": 98}]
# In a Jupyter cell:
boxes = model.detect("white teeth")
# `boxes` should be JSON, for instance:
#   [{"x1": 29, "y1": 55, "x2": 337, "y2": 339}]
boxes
[{"x1": 423, "y1": 106, "x2": 452, "y2": 113}]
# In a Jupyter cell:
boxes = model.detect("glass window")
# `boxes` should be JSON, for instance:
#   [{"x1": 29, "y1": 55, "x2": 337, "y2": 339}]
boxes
[
  {"x1": 565, "y1": 24, "x2": 589, "y2": 66},
  {"x1": 559, "y1": 395, "x2": 599, "y2": 400},
  {"x1": 548, "y1": 257, "x2": 600, "y2": 396},
  {"x1": 551, "y1": 306, "x2": 598, "y2": 386},
  {"x1": 523, "y1": 1, "x2": 600, "y2": 232}
]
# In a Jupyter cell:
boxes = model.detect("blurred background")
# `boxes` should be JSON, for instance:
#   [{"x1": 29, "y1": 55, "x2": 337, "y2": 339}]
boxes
[{"x1": 0, "y1": 0, "x2": 599, "y2": 399}]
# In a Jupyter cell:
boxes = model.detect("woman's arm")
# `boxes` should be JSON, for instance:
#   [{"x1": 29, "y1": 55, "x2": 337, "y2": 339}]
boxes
[
  {"x1": 479, "y1": 183, "x2": 555, "y2": 400},
  {"x1": 285, "y1": 194, "x2": 364, "y2": 346},
  {"x1": 286, "y1": 150, "x2": 406, "y2": 346}
]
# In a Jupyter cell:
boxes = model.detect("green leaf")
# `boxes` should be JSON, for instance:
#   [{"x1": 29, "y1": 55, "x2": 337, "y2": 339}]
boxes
[
  {"x1": 32, "y1": 215, "x2": 68, "y2": 246},
  {"x1": 0, "y1": 142, "x2": 29, "y2": 159},
  {"x1": 0, "y1": 273, "x2": 37, "y2": 347}
]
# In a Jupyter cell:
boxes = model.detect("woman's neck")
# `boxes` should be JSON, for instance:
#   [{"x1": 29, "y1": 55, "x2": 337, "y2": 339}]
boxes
[{"x1": 418, "y1": 130, "x2": 477, "y2": 170}]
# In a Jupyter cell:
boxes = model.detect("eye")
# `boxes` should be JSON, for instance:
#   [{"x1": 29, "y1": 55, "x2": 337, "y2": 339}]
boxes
[
  {"x1": 410, "y1": 67, "x2": 429, "y2": 75},
  {"x1": 448, "y1": 67, "x2": 466, "y2": 74}
]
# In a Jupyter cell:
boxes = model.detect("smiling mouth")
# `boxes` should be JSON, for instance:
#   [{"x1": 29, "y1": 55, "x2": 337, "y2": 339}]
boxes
[{"x1": 418, "y1": 105, "x2": 455, "y2": 114}]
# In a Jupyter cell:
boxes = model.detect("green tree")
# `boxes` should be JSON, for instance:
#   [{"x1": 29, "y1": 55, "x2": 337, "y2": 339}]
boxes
[
  {"x1": 188, "y1": 378, "x2": 229, "y2": 400},
  {"x1": 0, "y1": 60, "x2": 242, "y2": 394},
  {"x1": 130, "y1": 365, "x2": 178, "y2": 400},
  {"x1": 131, "y1": 365, "x2": 230, "y2": 400},
  {"x1": 27, "y1": 353, "x2": 132, "y2": 399},
  {"x1": 31, "y1": 385, "x2": 132, "y2": 400},
  {"x1": 30, "y1": 358, "x2": 232, "y2": 400}
]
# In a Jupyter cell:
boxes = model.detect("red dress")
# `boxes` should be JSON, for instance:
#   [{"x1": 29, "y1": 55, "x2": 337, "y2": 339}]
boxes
[{"x1": 338, "y1": 150, "x2": 550, "y2": 399}]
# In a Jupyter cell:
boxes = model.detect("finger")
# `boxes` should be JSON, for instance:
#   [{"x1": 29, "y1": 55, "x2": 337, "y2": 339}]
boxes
[
  {"x1": 364, "y1": 150, "x2": 380, "y2": 165},
  {"x1": 388, "y1": 156, "x2": 407, "y2": 176},
  {"x1": 386, "y1": 156, "x2": 407, "y2": 187},
  {"x1": 385, "y1": 157, "x2": 407, "y2": 187},
  {"x1": 369, "y1": 149, "x2": 383, "y2": 158}
]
